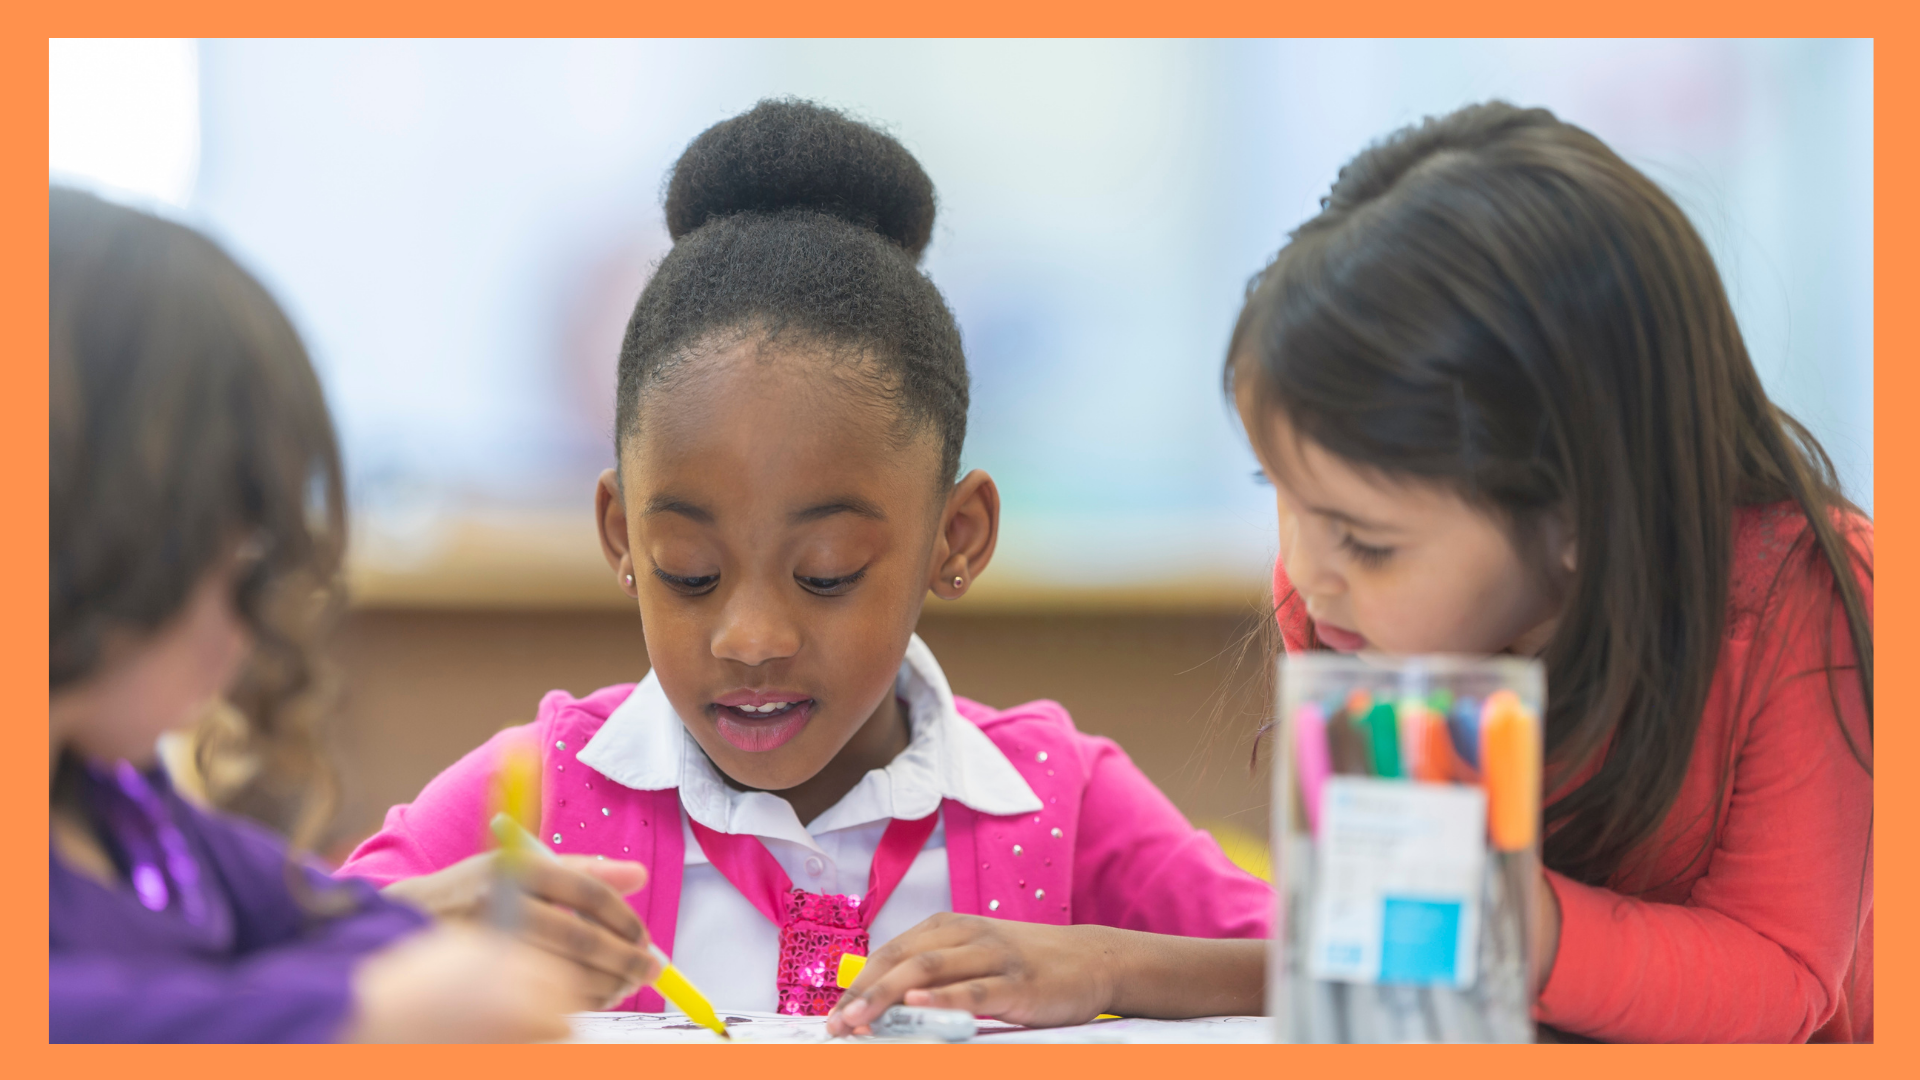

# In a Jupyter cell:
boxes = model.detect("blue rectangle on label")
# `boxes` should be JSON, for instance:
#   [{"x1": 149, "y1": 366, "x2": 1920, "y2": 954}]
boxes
[{"x1": 1379, "y1": 897, "x2": 1461, "y2": 985}]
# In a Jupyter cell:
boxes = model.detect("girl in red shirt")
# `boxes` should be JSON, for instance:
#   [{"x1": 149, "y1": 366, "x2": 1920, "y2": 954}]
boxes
[
  {"x1": 1234, "y1": 102, "x2": 1872, "y2": 1042},
  {"x1": 834, "y1": 101, "x2": 1869, "y2": 1043}
]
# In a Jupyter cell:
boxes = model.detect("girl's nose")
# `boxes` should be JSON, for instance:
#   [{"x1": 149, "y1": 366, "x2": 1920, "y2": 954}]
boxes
[
  {"x1": 709, "y1": 585, "x2": 802, "y2": 667},
  {"x1": 1279, "y1": 513, "x2": 1345, "y2": 600}
]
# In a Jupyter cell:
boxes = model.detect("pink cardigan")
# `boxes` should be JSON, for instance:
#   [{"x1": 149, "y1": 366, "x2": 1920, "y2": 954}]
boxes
[{"x1": 341, "y1": 689, "x2": 1273, "y2": 1011}]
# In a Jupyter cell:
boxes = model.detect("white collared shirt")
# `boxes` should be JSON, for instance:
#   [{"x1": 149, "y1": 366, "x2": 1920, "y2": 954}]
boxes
[{"x1": 576, "y1": 634, "x2": 1041, "y2": 1013}]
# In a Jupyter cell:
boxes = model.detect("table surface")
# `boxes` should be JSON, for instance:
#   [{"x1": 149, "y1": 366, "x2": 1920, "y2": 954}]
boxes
[{"x1": 564, "y1": 1011, "x2": 1272, "y2": 1044}]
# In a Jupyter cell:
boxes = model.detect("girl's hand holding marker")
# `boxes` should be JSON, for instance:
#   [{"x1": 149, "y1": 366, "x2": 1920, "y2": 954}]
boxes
[
  {"x1": 380, "y1": 828, "x2": 658, "y2": 1009},
  {"x1": 345, "y1": 923, "x2": 583, "y2": 1043},
  {"x1": 487, "y1": 813, "x2": 729, "y2": 1039}
]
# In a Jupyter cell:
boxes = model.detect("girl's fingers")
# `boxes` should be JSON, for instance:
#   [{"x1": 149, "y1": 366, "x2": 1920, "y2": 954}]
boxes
[
  {"x1": 903, "y1": 977, "x2": 1020, "y2": 1017},
  {"x1": 843, "y1": 915, "x2": 983, "y2": 996},
  {"x1": 519, "y1": 897, "x2": 657, "y2": 984},
  {"x1": 559, "y1": 854, "x2": 650, "y2": 901},
  {"x1": 603, "y1": 979, "x2": 645, "y2": 1011},
  {"x1": 573, "y1": 967, "x2": 632, "y2": 1011},
  {"x1": 523, "y1": 859, "x2": 648, "y2": 942},
  {"x1": 378, "y1": 854, "x2": 494, "y2": 921},
  {"x1": 832, "y1": 944, "x2": 1003, "y2": 1031}
]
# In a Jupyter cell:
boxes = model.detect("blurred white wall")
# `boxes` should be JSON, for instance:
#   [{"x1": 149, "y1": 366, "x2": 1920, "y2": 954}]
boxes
[{"x1": 50, "y1": 40, "x2": 1874, "y2": 596}]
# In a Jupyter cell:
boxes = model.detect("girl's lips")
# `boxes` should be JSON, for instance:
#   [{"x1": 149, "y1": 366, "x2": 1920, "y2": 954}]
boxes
[
  {"x1": 1314, "y1": 621, "x2": 1369, "y2": 653},
  {"x1": 714, "y1": 688, "x2": 810, "y2": 709},
  {"x1": 713, "y1": 699, "x2": 814, "y2": 752}
]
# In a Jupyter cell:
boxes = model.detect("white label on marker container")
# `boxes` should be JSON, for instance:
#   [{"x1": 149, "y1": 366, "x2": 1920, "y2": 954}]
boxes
[{"x1": 1307, "y1": 777, "x2": 1485, "y2": 989}]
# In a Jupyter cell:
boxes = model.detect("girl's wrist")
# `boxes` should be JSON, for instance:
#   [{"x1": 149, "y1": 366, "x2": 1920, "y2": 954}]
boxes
[
  {"x1": 1095, "y1": 928, "x2": 1265, "y2": 1019},
  {"x1": 1533, "y1": 868, "x2": 1564, "y2": 993},
  {"x1": 1066, "y1": 924, "x2": 1125, "y2": 1017}
]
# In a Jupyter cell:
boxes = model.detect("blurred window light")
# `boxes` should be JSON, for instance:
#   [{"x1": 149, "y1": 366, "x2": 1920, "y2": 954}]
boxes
[
  {"x1": 49, "y1": 38, "x2": 201, "y2": 209},
  {"x1": 164, "y1": 40, "x2": 1871, "y2": 602}
]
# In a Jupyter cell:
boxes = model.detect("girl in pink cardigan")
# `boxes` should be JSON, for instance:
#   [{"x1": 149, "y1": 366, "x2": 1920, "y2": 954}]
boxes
[{"x1": 338, "y1": 100, "x2": 1271, "y2": 1021}]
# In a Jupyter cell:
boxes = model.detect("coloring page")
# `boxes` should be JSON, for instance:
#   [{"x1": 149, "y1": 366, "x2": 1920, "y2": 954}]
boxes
[{"x1": 564, "y1": 1012, "x2": 1267, "y2": 1044}]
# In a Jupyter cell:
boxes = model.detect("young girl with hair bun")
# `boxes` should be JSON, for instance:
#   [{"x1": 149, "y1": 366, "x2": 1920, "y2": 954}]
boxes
[{"x1": 342, "y1": 99, "x2": 1273, "y2": 1024}]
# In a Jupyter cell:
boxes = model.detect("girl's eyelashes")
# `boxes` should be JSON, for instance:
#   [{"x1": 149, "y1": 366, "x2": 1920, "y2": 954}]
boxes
[
  {"x1": 647, "y1": 566, "x2": 870, "y2": 596},
  {"x1": 651, "y1": 567, "x2": 719, "y2": 595},
  {"x1": 796, "y1": 568, "x2": 867, "y2": 596},
  {"x1": 1250, "y1": 469, "x2": 1272, "y2": 486},
  {"x1": 1338, "y1": 532, "x2": 1395, "y2": 568}
]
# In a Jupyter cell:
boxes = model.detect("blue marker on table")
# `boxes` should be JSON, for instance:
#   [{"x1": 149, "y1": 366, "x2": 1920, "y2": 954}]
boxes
[
  {"x1": 835, "y1": 954, "x2": 982, "y2": 1040},
  {"x1": 869, "y1": 1005, "x2": 979, "y2": 1042}
]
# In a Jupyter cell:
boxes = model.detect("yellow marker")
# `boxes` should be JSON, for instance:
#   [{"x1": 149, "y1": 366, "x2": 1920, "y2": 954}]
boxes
[
  {"x1": 485, "y1": 746, "x2": 543, "y2": 932},
  {"x1": 837, "y1": 952, "x2": 1120, "y2": 1019},
  {"x1": 650, "y1": 946, "x2": 730, "y2": 1040},
  {"x1": 490, "y1": 747, "x2": 540, "y2": 875},
  {"x1": 489, "y1": 813, "x2": 729, "y2": 1040},
  {"x1": 837, "y1": 952, "x2": 866, "y2": 989}
]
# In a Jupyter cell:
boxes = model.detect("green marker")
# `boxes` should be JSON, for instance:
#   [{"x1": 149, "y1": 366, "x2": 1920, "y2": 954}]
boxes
[{"x1": 1363, "y1": 701, "x2": 1401, "y2": 778}]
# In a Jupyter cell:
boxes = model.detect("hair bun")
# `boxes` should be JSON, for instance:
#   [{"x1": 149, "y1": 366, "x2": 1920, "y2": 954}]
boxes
[{"x1": 664, "y1": 98, "x2": 936, "y2": 259}]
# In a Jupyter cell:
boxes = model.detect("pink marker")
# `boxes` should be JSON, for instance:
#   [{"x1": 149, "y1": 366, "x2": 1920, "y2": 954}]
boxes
[{"x1": 1294, "y1": 702, "x2": 1333, "y2": 834}]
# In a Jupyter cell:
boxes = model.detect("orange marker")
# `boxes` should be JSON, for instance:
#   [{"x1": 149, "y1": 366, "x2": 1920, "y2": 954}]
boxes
[
  {"x1": 1344, "y1": 688, "x2": 1373, "y2": 718},
  {"x1": 1413, "y1": 705, "x2": 1459, "y2": 783},
  {"x1": 1479, "y1": 690, "x2": 1541, "y2": 851}
]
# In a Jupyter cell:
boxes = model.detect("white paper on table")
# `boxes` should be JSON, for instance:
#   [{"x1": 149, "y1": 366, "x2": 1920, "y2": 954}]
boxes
[
  {"x1": 973, "y1": 1016, "x2": 1268, "y2": 1044},
  {"x1": 564, "y1": 1011, "x2": 1268, "y2": 1044}
]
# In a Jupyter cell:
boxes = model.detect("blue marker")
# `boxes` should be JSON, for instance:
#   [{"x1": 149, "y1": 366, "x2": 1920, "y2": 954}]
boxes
[
  {"x1": 1448, "y1": 697, "x2": 1483, "y2": 770},
  {"x1": 870, "y1": 1005, "x2": 978, "y2": 1042}
]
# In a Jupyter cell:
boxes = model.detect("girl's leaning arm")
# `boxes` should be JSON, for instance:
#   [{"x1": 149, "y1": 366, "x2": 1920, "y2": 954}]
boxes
[
  {"x1": 52, "y1": 917, "x2": 576, "y2": 1044},
  {"x1": 830, "y1": 918, "x2": 1264, "y2": 1031},
  {"x1": 1066, "y1": 731, "x2": 1273, "y2": 937},
  {"x1": 50, "y1": 773, "x2": 581, "y2": 1043},
  {"x1": 829, "y1": 731, "x2": 1273, "y2": 1032},
  {"x1": 1533, "y1": 542, "x2": 1872, "y2": 1043}
]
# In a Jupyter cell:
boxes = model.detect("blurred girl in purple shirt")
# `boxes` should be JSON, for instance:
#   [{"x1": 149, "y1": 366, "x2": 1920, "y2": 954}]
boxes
[{"x1": 48, "y1": 188, "x2": 594, "y2": 1042}]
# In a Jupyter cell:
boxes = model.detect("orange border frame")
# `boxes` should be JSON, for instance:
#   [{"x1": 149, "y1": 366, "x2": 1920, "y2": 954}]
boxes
[{"x1": 9, "y1": 7, "x2": 1907, "y2": 1079}]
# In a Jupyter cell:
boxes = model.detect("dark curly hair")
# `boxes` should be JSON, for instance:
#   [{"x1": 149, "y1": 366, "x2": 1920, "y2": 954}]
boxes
[
  {"x1": 616, "y1": 99, "x2": 969, "y2": 484},
  {"x1": 50, "y1": 187, "x2": 348, "y2": 853}
]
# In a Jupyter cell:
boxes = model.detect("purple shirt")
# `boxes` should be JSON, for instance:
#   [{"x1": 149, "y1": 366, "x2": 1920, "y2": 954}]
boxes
[{"x1": 50, "y1": 769, "x2": 427, "y2": 1043}]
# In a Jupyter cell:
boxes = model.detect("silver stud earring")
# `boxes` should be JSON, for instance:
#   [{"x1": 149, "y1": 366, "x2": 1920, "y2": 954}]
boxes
[
  {"x1": 952, "y1": 576, "x2": 964, "y2": 590},
  {"x1": 623, "y1": 573, "x2": 635, "y2": 587}
]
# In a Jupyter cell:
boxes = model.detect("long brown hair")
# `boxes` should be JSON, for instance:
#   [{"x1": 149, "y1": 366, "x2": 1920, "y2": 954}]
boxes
[
  {"x1": 50, "y1": 188, "x2": 349, "y2": 854},
  {"x1": 1227, "y1": 103, "x2": 1871, "y2": 886}
]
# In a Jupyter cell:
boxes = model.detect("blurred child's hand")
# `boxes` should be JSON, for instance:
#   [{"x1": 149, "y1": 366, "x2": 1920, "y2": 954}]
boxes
[
  {"x1": 379, "y1": 852, "x2": 657, "y2": 1008},
  {"x1": 825, "y1": 914, "x2": 1115, "y2": 1033},
  {"x1": 346, "y1": 923, "x2": 585, "y2": 1042}
]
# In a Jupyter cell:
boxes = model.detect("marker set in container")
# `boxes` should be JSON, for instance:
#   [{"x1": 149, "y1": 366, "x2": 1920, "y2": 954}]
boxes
[{"x1": 1269, "y1": 654, "x2": 1544, "y2": 1043}]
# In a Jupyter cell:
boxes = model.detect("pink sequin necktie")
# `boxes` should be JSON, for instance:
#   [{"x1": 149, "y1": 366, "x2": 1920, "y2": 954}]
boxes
[{"x1": 689, "y1": 811, "x2": 939, "y2": 1015}]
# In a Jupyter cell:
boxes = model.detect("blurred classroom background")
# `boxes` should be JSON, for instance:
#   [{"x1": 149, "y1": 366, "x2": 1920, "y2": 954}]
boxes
[{"x1": 51, "y1": 39, "x2": 1873, "y2": 860}]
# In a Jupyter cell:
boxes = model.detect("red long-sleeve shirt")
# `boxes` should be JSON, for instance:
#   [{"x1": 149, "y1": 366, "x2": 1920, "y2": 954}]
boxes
[{"x1": 1273, "y1": 502, "x2": 1872, "y2": 1042}]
